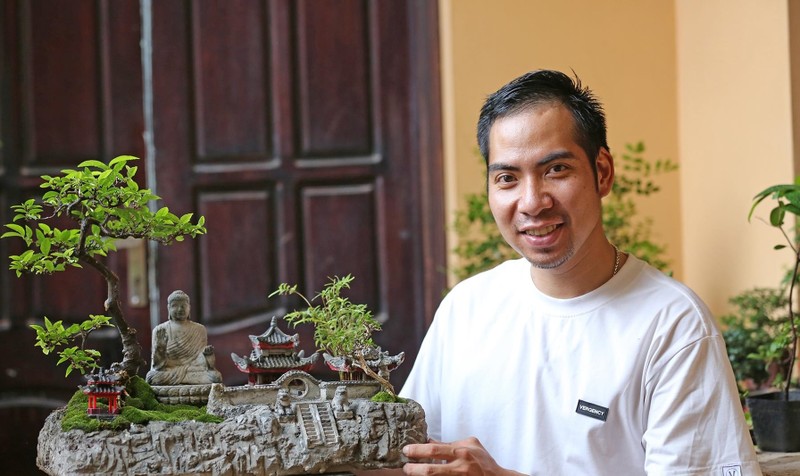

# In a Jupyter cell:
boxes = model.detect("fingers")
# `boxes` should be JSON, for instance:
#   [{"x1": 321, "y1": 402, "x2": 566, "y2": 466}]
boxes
[
  {"x1": 402, "y1": 438, "x2": 499, "y2": 476},
  {"x1": 404, "y1": 442, "x2": 459, "y2": 462}
]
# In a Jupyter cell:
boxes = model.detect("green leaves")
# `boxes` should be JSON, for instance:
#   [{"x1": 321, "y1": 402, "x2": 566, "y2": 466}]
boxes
[
  {"x1": 271, "y1": 274, "x2": 381, "y2": 359},
  {"x1": 721, "y1": 287, "x2": 791, "y2": 391},
  {"x1": 750, "y1": 182, "x2": 800, "y2": 233},
  {"x1": 603, "y1": 142, "x2": 676, "y2": 273},
  {"x1": 2, "y1": 154, "x2": 208, "y2": 379},
  {"x1": 30, "y1": 315, "x2": 112, "y2": 376},
  {"x1": 1, "y1": 155, "x2": 208, "y2": 277},
  {"x1": 747, "y1": 180, "x2": 800, "y2": 398}
]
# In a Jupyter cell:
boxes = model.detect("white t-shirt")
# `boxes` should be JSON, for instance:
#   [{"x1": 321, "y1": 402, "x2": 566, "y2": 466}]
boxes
[{"x1": 401, "y1": 256, "x2": 762, "y2": 476}]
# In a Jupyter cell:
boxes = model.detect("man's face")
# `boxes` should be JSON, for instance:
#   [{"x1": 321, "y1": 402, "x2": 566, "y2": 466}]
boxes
[
  {"x1": 487, "y1": 103, "x2": 612, "y2": 272},
  {"x1": 169, "y1": 298, "x2": 190, "y2": 321}
]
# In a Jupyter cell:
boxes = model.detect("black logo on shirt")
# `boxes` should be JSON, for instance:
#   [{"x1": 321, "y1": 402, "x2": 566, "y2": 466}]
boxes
[{"x1": 576, "y1": 399, "x2": 609, "y2": 422}]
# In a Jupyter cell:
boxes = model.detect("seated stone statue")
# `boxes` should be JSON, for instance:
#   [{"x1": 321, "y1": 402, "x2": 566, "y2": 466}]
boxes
[{"x1": 145, "y1": 290, "x2": 223, "y2": 386}]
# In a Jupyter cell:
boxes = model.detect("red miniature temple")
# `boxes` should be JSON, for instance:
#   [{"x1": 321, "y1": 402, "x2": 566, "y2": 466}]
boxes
[
  {"x1": 231, "y1": 316, "x2": 319, "y2": 385},
  {"x1": 82, "y1": 368, "x2": 125, "y2": 418}
]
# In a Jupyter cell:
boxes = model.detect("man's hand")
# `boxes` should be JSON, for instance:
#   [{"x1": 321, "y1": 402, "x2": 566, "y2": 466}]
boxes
[{"x1": 402, "y1": 437, "x2": 525, "y2": 476}]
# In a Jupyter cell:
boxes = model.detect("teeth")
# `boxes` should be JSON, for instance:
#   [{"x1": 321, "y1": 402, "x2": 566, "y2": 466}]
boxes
[{"x1": 526, "y1": 225, "x2": 557, "y2": 236}]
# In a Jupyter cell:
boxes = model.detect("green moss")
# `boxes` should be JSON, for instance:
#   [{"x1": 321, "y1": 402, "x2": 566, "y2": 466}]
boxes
[
  {"x1": 61, "y1": 376, "x2": 222, "y2": 432},
  {"x1": 371, "y1": 390, "x2": 407, "y2": 403}
]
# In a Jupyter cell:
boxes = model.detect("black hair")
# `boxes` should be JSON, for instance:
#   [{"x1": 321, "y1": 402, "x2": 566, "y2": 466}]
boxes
[{"x1": 476, "y1": 70, "x2": 608, "y2": 172}]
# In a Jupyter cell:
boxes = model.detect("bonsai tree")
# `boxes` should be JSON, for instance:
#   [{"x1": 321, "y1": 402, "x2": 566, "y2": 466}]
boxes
[
  {"x1": 1, "y1": 155, "x2": 206, "y2": 380},
  {"x1": 270, "y1": 274, "x2": 398, "y2": 398},
  {"x1": 749, "y1": 180, "x2": 800, "y2": 401}
]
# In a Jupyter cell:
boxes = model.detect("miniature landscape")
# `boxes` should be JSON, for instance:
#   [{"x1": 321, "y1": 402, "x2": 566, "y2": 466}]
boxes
[
  {"x1": 37, "y1": 371, "x2": 426, "y2": 475},
  {"x1": 0, "y1": 158, "x2": 426, "y2": 475},
  {"x1": 35, "y1": 306, "x2": 426, "y2": 475}
]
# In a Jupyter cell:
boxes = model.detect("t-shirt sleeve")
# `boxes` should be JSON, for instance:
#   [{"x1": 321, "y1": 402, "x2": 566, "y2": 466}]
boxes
[
  {"x1": 642, "y1": 335, "x2": 762, "y2": 475},
  {"x1": 399, "y1": 294, "x2": 454, "y2": 442}
]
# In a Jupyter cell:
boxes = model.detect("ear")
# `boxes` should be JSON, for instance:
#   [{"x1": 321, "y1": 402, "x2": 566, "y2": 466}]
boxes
[{"x1": 596, "y1": 147, "x2": 614, "y2": 198}]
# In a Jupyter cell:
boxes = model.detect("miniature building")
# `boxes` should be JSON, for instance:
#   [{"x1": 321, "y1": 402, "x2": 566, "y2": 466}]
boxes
[
  {"x1": 231, "y1": 316, "x2": 319, "y2": 385},
  {"x1": 323, "y1": 346, "x2": 404, "y2": 381},
  {"x1": 82, "y1": 368, "x2": 125, "y2": 418}
]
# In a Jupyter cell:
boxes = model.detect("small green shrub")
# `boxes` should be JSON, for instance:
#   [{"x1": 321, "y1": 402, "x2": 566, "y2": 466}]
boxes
[{"x1": 720, "y1": 287, "x2": 791, "y2": 393}]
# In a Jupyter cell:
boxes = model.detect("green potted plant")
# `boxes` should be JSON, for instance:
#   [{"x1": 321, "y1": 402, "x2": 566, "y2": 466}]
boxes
[
  {"x1": 721, "y1": 287, "x2": 791, "y2": 394},
  {"x1": 745, "y1": 180, "x2": 800, "y2": 452},
  {"x1": 2, "y1": 155, "x2": 206, "y2": 384},
  {"x1": 270, "y1": 274, "x2": 403, "y2": 401}
]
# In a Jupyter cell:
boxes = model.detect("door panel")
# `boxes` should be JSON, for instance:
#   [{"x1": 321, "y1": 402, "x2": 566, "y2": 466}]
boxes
[
  {"x1": 0, "y1": 1, "x2": 146, "y2": 473},
  {"x1": 0, "y1": 2, "x2": 444, "y2": 474},
  {"x1": 151, "y1": 0, "x2": 444, "y2": 386}
]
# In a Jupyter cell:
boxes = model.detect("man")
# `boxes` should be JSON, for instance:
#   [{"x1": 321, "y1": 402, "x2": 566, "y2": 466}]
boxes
[
  {"x1": 398, "y1": 70, "x2": 760, "y2": 475},
  {"x1": 146, "y1": 290, "x2": 223, "y2": 385}
]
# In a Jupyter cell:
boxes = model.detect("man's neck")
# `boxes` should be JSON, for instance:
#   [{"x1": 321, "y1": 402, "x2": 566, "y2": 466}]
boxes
[{"x1": 529, "y1": 241, "x2": 624, "y2": 299}]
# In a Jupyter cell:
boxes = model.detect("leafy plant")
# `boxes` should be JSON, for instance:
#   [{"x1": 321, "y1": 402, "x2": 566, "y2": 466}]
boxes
[
  {"x1": 604, "y1": 142, "x2": 678, "y2": 272},
  {"x1": 2, "y1": 155, "x2": 207, "y2": 380},
  {"x1": 29, "y1": 315, "x2": 113, "y2": 377},
  {"x1": 748, "y1": 180, "x2": 800, "y2": 400},
  {"x1": 452, "y1": 192, "x2": 520, "y2": 282},
  {"x1": 452, "y1": 142, "x2": 677, "y2": 281},
  {"x1": 720, "y1": 287, "x2": 791, "y2": 393},
  {"x1": 269, "y1": 274, "x2": 397, "y2": 397}
]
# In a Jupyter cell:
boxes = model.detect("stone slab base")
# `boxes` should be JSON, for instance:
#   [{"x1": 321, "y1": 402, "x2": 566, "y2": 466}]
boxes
[{"x1": 37, "y1": 398, "x2": 426, "y2": 475}]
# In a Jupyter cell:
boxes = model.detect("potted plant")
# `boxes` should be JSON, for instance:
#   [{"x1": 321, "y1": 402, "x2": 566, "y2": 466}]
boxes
[
  {"x1": 270, "y1": 274, "x2": 404, "y2": 401},
  {"x1": 721, "y1": 287, "x2": 791, "y2": 394},
  {"x1": 2, "y1": 155, "x2": 206, "y2": 384},
  {"x1": 745, "y1": 180, "x2": 800, "y2": 452}
]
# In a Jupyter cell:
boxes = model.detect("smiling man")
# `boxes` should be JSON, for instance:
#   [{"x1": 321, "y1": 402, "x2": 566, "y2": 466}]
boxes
[{"x1": 398, "y1": 70, "x2": 760, "y2": 475}]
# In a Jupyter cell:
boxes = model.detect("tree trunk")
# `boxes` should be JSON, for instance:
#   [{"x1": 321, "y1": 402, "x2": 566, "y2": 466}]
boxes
[{"x1": 83, "y1": 254, "x2": 146, "y2": 380}]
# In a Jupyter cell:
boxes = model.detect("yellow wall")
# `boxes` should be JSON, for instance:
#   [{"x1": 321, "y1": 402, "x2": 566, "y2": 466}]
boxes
[
  {"x1": 676, "y1": 0, "x2": 794, "y2": 313},
  {"x1": 440, "y1": 1, "x2": 796, "y2": 315},
  {"x1": 440, "y1": 0, "x2": 682, "y2": 282}
]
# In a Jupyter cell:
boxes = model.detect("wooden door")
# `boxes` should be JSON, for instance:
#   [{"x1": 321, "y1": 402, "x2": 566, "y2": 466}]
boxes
[
  {"x1": 150, "y1": 0, "x2": 445, "y2": 387},
  {"x1": 0, "y1": 1, "x2": 148, "y2": 473},
  {"x1": 0, "y1": 1, "x2": 444, "y2": 473}
]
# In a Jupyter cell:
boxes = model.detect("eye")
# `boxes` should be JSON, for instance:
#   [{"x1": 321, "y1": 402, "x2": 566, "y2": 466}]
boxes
[
  {"x1": 493, "y1": 173, "x2": 516, "y2": 184},
  {"x1": 547, "y1": 163, "x2": 569, "y2": 175}
]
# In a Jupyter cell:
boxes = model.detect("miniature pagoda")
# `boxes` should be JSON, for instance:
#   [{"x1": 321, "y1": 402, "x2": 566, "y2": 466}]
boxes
[
  {"x1": 231, "y1": 316, "x2": 319, "y2": 385},
  {"x1": 82, "y1": 368, "x2": 125, "y2": 419},
  {"x1": 323, "y1": 346, "x2": 405, "y2": 381}
]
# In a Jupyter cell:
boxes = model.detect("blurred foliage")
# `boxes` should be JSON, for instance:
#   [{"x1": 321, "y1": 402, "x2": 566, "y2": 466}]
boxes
[{"x1": 720, "y1": 287, "x2": 791, "y2": 394}]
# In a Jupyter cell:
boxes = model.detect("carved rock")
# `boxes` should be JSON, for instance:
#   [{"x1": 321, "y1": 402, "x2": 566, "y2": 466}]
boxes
[{"x1": 36, "y1": 396, "x2": 426, "y2": 475}]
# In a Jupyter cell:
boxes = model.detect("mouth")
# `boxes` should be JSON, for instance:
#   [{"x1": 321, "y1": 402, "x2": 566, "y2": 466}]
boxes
[{"x1": 522, "y1": 224, "x2": 559, "y2": 236}]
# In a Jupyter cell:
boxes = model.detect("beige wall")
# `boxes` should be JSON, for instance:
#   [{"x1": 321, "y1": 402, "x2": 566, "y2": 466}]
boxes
[
  {"x1": 676, "y1": 0, "x2": 794, "y2": 313},
  {"x1": 440, "y1": 0, "x2": 682, "y2": 282},
  {"x1": 440, "y1": 1, "x2": 796, "y2": 315}
]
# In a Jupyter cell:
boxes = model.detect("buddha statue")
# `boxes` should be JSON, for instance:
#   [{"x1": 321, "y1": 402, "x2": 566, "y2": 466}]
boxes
[{"x1": 145, "y1": 290, "x2": 223, "y2": 386}]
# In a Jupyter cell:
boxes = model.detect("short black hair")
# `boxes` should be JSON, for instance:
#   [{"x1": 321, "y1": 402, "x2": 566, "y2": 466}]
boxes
[{"x1": 477, "y1": 70, "x2": 609, "y2": 172}]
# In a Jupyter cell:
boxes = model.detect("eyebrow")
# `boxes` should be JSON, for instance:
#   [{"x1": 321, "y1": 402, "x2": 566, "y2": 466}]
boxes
[{"x1": 487, "y1": 150, "x2": 577, "y2": 173}]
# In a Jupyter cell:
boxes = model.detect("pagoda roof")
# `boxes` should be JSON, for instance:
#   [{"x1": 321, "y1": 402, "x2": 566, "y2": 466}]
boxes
[
  {"x1": 322, "y1": 347, "x2": 405, "y2": 373},
  {"x1": 249, "y1": 316, "x2": 299, "y2": 346},
  {"x1": 84, "y1": 368, "x2": 122, "y2": 386},
  {"x1": 232, "y1": 350, "x2": 318, "y2": 372}
]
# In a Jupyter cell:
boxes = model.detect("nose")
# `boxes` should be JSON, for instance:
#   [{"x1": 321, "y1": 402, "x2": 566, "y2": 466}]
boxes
[{"x1": 518, "y1": 180, "x2": 553, "y2": 216}]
